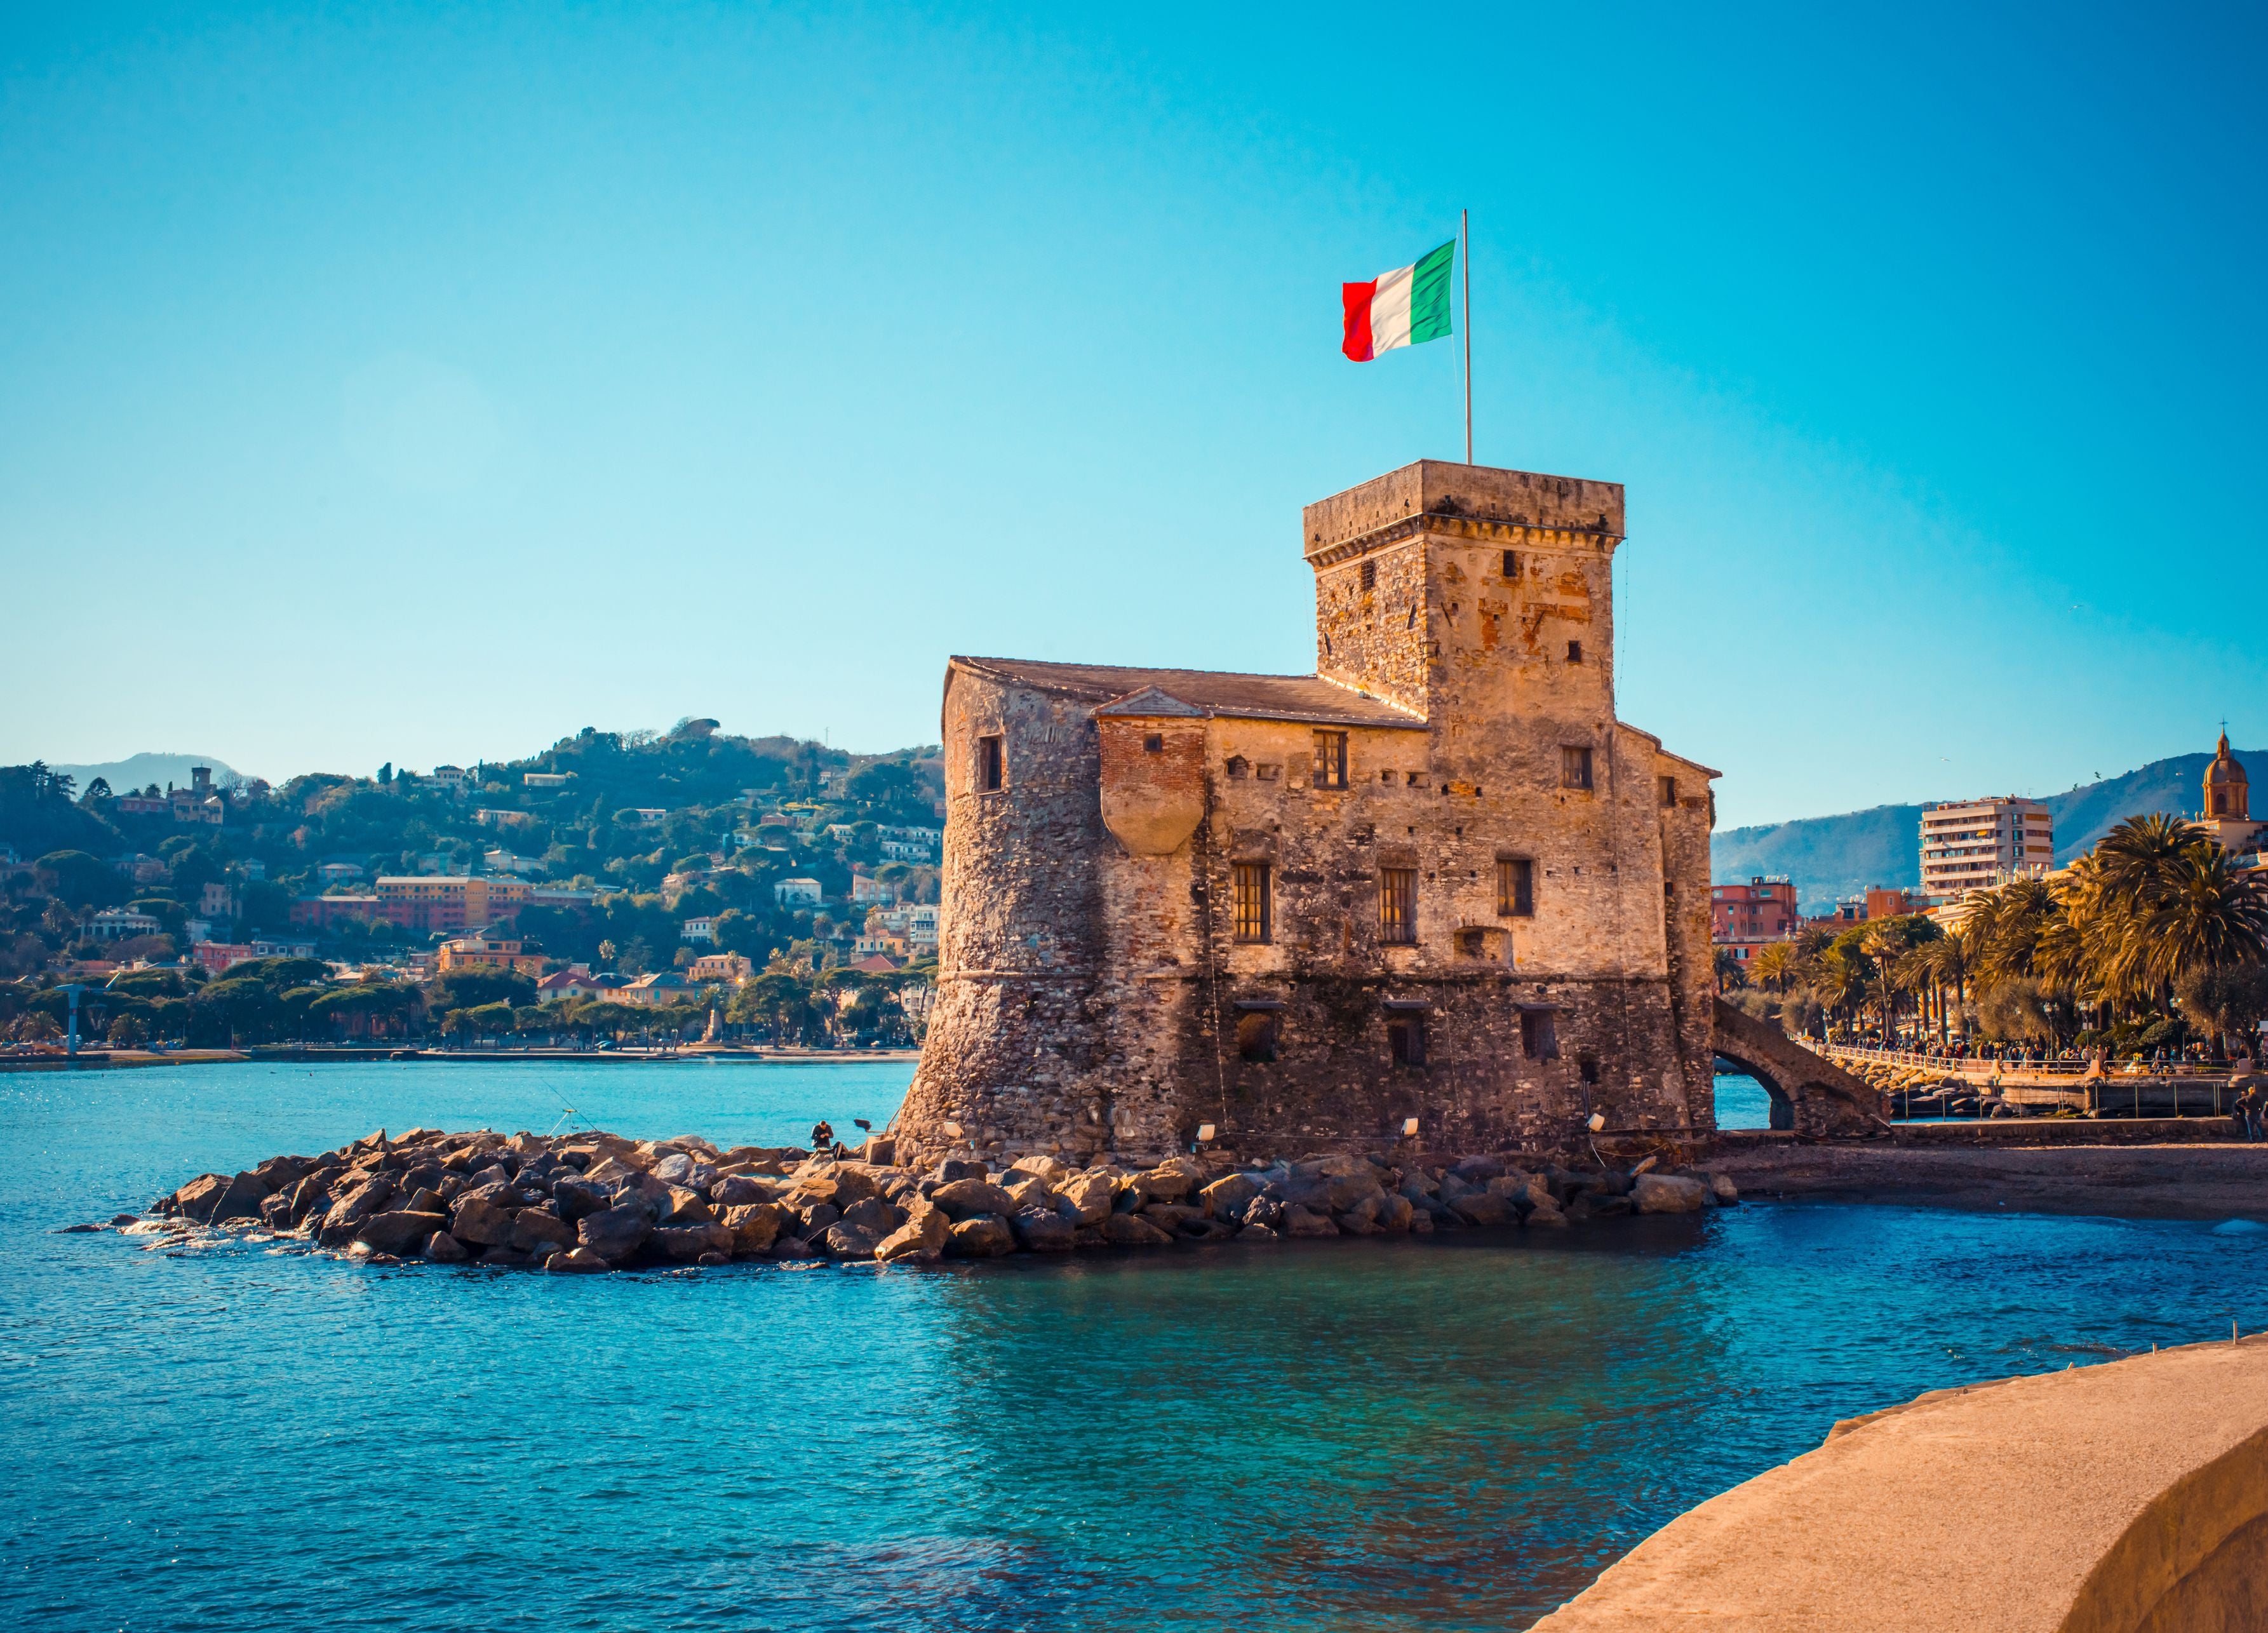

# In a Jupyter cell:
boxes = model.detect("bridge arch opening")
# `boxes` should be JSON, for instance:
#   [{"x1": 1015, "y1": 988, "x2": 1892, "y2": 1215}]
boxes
[{"x1": 1715, "y1": 1050, "x2": 1795, "y2": 1131}]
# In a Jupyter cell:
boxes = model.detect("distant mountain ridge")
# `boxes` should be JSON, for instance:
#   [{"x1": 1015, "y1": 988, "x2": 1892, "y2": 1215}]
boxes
[
  {"x1": 47, "y1": 754, "x2": 253, "y2": 795},
  {"x1": 1712, "y1": 746, "x2": 2260, "y2": 913}
]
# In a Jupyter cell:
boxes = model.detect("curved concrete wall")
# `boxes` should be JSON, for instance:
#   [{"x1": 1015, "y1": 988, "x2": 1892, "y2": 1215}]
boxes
[{"x1": 1529, "y1": 1338, "x2": 2268, "y2": 1632}]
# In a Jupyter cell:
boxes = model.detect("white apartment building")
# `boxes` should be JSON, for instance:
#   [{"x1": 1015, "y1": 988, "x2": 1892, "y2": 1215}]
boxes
[{"x1": 1919, "y1": 796, "x2": 2055, "y2": 899}]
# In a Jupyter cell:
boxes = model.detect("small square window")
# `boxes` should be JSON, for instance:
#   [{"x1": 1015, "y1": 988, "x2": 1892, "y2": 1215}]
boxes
[
  {"x1": 1566, "y1": 639, "x2": 1583, "y2": 664},
  {"x1": 1388, "y1": 1014, "x2": 1426, "y2": 1067},
  {"x1": 1379, "y1": 868, "x2": 1417, "y2": 944},
  {"x1": 1502, "y1": 549, "x2": 1519, "y2": 579},
  {"x1": 1561, "y1": 746, "x2": 1593, "y2": 791},
  {"x1": 1359, "y1": 560, "x2": 1376, "y2": 591},
  {"x1": 1233, "y1": 863, "x2": 1272, "y2": 944},
  {"x1": 1143, "y1": 734, "x2": 1163, "y2": 753},
  {"x1": 976, "y1": 735, "x2": 1004, "y2": 793},
  {"x1": 1498, "y1": 859, "x2": 1534, "y2": 917},
  {"x1": 1312, "y1": 731, "x2": 1348, "y2": 790}
]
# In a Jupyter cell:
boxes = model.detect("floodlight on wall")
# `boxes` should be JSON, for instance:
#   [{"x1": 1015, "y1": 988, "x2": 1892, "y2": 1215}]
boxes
[
  {"x1": 1401, "y1": 1117, "x2": 1420, "y2": 1137},
  {"x1": 1587, "y1": 1113, "x2": 1606, "y2": 1132},
  {"x1": 1195, "y1": 1123, "x2": 1217, "y2": 1143}
]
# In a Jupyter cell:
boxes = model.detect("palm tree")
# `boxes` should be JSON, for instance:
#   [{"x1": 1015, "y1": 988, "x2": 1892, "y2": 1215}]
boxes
[
  {"x1": 1713, "y1": 946, "x2": 1747, "y2": 992},
  {"x1": 1750, "y1": 941, "x2": 1800, "y2": 993},
  {"x1": 2130, "y1": 846, "x2": 2268, "y2": 996}
]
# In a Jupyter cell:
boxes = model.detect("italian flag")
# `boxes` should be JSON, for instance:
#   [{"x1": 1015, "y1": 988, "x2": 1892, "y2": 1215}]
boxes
[{"x1": 1341, "y1": 239, "x2": 1455, "y2": 361}]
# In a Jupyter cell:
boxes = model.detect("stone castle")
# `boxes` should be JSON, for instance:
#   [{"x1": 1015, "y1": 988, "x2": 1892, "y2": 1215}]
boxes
[{"x1": 894, "y1": 460, "x2": 1721, "y2": 1167}]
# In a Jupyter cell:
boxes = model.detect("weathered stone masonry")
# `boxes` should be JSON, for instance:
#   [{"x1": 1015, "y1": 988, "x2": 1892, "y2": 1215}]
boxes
[{"x1": 897, "y1": 461, "x2": 1721, "y2": 1168}]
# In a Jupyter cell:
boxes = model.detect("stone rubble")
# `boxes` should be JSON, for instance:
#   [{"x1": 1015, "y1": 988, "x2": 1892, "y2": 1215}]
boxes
[{"x1": 117, "y1": 1127, "x2": 1741, "y2": 1272}]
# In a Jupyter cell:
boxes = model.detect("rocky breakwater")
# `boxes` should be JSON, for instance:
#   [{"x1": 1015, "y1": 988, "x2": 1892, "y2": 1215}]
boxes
[{"x1": 135, "y1": 1127, "x2": 1742, "y2": 1271}]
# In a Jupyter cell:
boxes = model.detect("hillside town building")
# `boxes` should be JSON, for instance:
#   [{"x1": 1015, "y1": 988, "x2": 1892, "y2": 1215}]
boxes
[
  {"x1": 1919, "y1": 796, "x2": 2053, "y2": 899},
  {"x1": 896, "y1": 461, "x2": 1721, "y2": 1165}
]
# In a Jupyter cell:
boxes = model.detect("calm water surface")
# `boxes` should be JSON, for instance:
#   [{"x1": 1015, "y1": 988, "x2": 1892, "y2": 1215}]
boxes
[{"x1": 4, "y1": 1059, "x2": 2265, "y2": 1632}]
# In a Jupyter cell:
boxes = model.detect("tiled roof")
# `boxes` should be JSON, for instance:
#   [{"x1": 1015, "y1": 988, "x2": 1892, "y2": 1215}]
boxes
[{"x1": 950, "y1": 657, "x2": 1425, "y2": 730}]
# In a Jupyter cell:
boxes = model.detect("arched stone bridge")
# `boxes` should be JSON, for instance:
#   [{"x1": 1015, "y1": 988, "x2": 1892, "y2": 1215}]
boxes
[{"x1": 1712, "y1": 998, "x2": 1887, "y2": 1136}]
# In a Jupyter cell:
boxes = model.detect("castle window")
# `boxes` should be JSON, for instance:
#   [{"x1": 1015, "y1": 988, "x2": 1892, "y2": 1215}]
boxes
[
  {"x1": 1381, "y1": 769, "x2": 1395, "y2": 784},
  {"x1": 1225, "y1": 756, "x2": 1249, "y2": 779},
  {"x1": 1560, "y1": 746, "x2": 1593, "y2": 791},
  {"x1": 976, "y1": 735, "x2": 1005, "y2": 793},
  {"x1": 1237, "y1": 1011, "x2": 1279, "y2": 1063},
  {"x1": 1498, "y1": 858, "x2": 1534, "y2": 918},
  {"x1": 1660, "y1": 775, "x2": 1678, "y2": 807},
  {"x1": 1388, "y1": 1013, "x2": 1426, "y2": 1067},
  {"x1": 1360, "y1": 559, "x2": 1376, "y2": 591},
  {"x1": 1312, "y1": 731, "x2": 1348, "y2": 790},
  {"x1": 1502, "y1": 549, "x2": 1520, "y2": 579},
  {"x1": 1143, "y1": 734, "x2": 1163, "y2": 753},
  {"x1": 1566, "y1": 639, "x2": 1583, "y2": 664},
  {"x1": 1233, "y1": 863, "x2": 1272, "y2": 944},
  {"x1": 1379, "y1": 868, "x2": 1417, "y2": 944},
  {"x1": 1579, "y1": 1054, "x2": 1600, "y2": 1085},
  {"x1": 1520, "y1": 1008, "x2": 1559, "y2": 1061}
]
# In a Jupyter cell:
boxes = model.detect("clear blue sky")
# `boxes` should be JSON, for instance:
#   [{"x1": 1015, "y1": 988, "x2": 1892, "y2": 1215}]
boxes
[{"x1": 5, "y1": 3, "x2": 2262, "y2": 828}]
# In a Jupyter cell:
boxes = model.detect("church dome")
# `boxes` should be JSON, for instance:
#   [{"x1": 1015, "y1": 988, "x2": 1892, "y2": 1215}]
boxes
[
  {"x1": 2206, "y1": 732, "x2": 2248, "y2": 786},
  {"x1": 2204, "y1": 732, "x2": 2250, "y2": 821}
]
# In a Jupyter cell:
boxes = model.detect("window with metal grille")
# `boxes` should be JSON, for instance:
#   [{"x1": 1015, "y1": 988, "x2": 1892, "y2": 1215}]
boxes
[
  {"x1": 1498, "y1": 858, "x2": 1533, "y2": 917},
  {"x1": 976, "y1": 735, "x2": 1004, "y2": 793},
  {"x1": 1659, "y1": 774, "x2": 1678, "y2": 807},
  {"x1": 1312, "y1": 731, "x2": 1348, "y2": 789},
  {"x1": 1388, "y1": 1014, "x2": 1426, "y2": 1067},
  {"x1": 1237, "y1": 1011, "x2": 1278, "y2": 1063},
  {"x1": 1359, "y1": 559, "x2": 1376, "y2": 591},
  {"x1": 1379, "y1": 868, "x2": 1416, "y2": 944},
  {"x1": 1502, "y1": 549, "x2": 1519, "y2": 579},
  {"x1": 1233, "y1": 863, "x2": 1272, "y2": 944},
  {"x1": 1561, "y1": 746, "x2": 1593, "y2": 790}
]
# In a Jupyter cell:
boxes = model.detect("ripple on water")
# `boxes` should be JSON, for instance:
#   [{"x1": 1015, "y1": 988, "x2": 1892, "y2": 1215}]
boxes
[{"x1": 3, "y1": 1060, "x2": 2265, "y2": 1632}]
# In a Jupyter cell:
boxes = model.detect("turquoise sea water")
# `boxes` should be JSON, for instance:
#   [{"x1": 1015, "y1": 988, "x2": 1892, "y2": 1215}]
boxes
[{"x1": 4, "y1": 1059, "x2": 2266, "y2": 1632}]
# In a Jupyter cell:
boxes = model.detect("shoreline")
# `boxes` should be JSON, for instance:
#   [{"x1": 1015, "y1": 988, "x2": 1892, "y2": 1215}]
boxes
[
  {"x1": 1714, "y1": 1141, "x2": 2268, "y2": 1223},
  {"x1": 0, "y1": 1045, "x2": 923, "y2": 1073}
]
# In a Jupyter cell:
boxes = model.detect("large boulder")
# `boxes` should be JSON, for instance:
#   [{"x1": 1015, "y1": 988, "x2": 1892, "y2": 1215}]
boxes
[
  {"x1": 284, "y1": 1168, "x2": 341, "y2": 1227},
  {"x1": 1199, "y1": 1173, "x2": 1263, "y2": 1221},
  {"x1": 548, "y1": 1247, "x2": 610, "y2": 1273},
  {"x1": 1132, "y1": 1157, "x2": 1204, "y2": 1205},
  {"x1": 577, "y1": 1202, "x2": 653, "y2": 1265},
  {"x1": 177, "y1": 1170, "x2": 270, "y2": 1225},
  {"x1": 552, "y1": 1176, "x2": 612, "y2": 1223},
  {"x1": 424, "y1": 1231, "x2": 471, "y2": 1263},
  {"x1": 840, "y1": 1197, "x2": 908, "y2": 1236},
  {"x1": 947, "y1": 1214, "x2": 1017, "y2": 1257},
  {"x1": 1632, "y1": 1173, "x2": 1708, "y2": 1214},
  {"x1": 1001, "y1": 1174, "x2": 1057, "y2": 1213},
  {"x1": 934, "y1": 1158, "x2": 987, "y2": 1183},
  {"x1": 318, "y1": 1175, "x2": 399, "y2": 1244},
  {"x1": 875, "y1": 1202, "x2": 950, "y2": 1263},
  {"x1": 710, "y1": 1175, "x2": 772, "y2": 1208},
  {"x1": 1707, "y1": 1172, "x2": 1741, "y2": 1206},
  {"x1": 510, "y1": 1208, "x2": 576, "y2": 1254},
  {"x1": 1055, "y1": 1172, "x2": 1117, "y2": 1226},
  {"x1": 931, "y1": 1178, "x2": 1018, "y2": 1221},
  {"x1": 656, "y1": 1223, "x2": 736, "y2": 1262},
  {"x1": 354, "y1": 1209, "x2": 446, "y2": 1255},
  {"x1": 1010, "y1": 1207, "x2": 1075, "y2": 1253},
  {"x1": 1377, "y1": 1193, "x2": 1414, "y2": 1233},
  {"x1": 1284, "y1": 1206, "x2": 1338, "y2": 1238},
  {"x1": 1449, "y1": 1192, "x2": 1513, "y2": 1227},
  {"x1": 1141, "y1": 1203, "x2": 1205, "y2": 1235},
  {"x1": 820, "y1": 1222, "x2": 884, "y2": 1260},
  {"x1": 657, "y1": 1186, "x2": 714, "y2": 1225},
  {"x1": 448, "y1": 1195, "x2": 515, "y2": 1248},
  {"x1": 1101, "y1": 1213, "x2": 1175, "y2": 1247},
  {"x1": 720, "y1": 1202, "x2": 786, "y2": 1255}
]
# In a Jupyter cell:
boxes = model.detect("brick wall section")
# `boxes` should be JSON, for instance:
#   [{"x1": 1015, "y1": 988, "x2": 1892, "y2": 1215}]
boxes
[{"x1": 898, "y1": 461, "x2": 1721, "y2": 1169}]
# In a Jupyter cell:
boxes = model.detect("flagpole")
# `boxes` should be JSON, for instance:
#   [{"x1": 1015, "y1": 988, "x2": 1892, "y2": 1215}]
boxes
[{"x1": 1461, "y1": 207, "x2": 1472, "y2": 465}]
